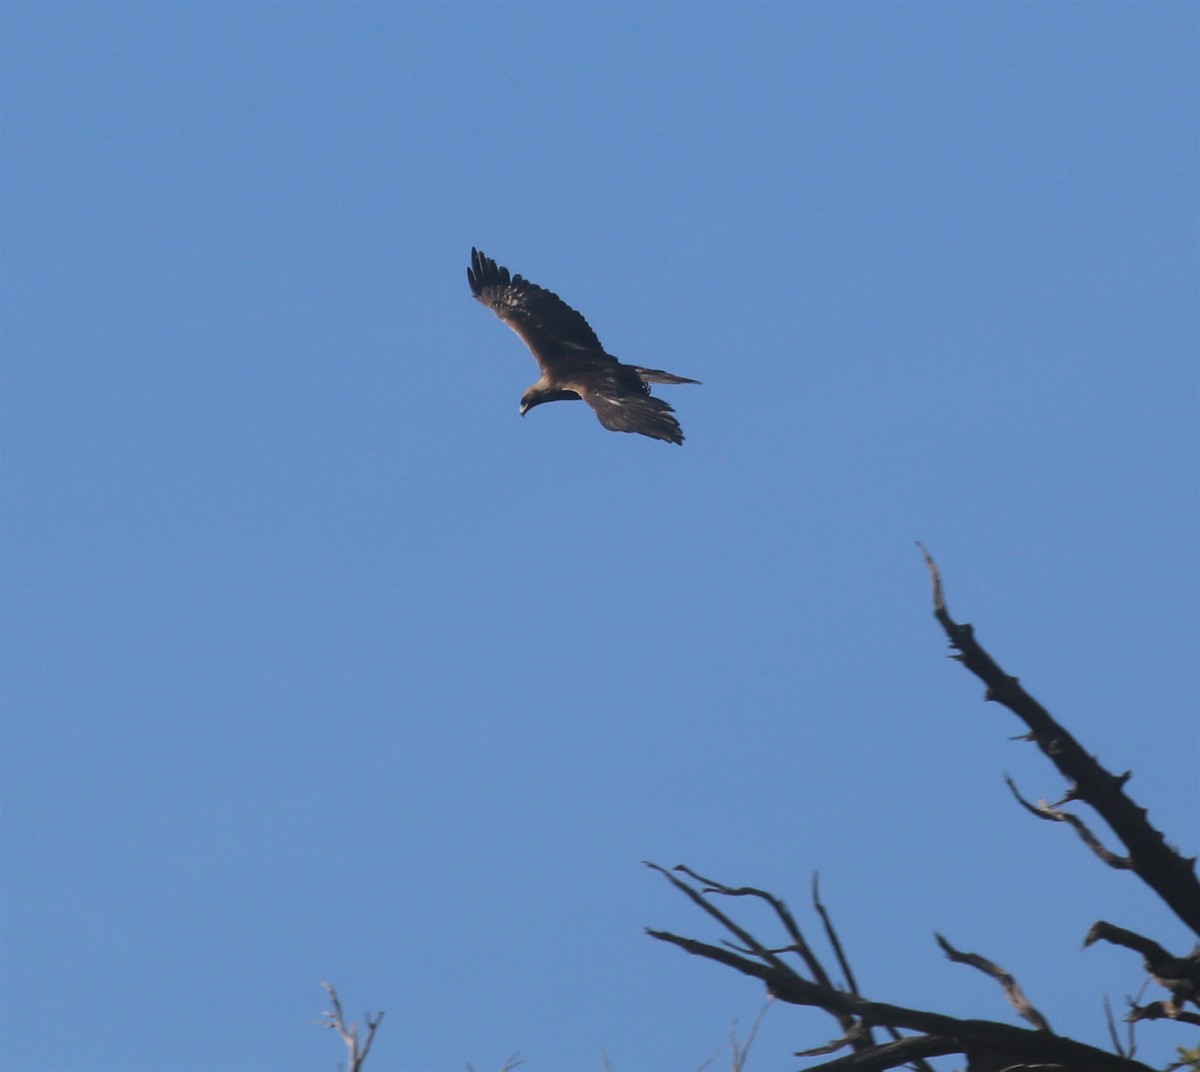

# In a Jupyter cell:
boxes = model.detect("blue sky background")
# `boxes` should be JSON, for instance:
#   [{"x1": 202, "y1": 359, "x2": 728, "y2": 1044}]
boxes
[{"x1": 2, "y1": 3, "x2": 1197, "y2": 1070}]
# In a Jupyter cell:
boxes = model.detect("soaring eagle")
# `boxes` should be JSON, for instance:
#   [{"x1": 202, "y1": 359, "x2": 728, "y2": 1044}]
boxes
[{"x1": 468, "y1": 248, "x2": 699, "y2": 444}]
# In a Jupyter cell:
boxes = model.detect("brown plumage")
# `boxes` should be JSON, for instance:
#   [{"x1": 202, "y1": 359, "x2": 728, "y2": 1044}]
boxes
[{"x1": 468, "y1": 248, "x2": 699, "y2": 444}]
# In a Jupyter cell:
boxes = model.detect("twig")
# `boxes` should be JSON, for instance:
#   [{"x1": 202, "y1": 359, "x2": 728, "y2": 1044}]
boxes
[
  {"x1": 1125, "y1": 1002, "x2": 1200, "y2": 1027},
  {"x1": 1085, "y1": 924, "x2": 1200, "y2": 1014},
  {"x1": 1004, "y1": 776, "x2": 1132, "y2": 869},
  {"x1": 648, "y1": 866, "x2": 1154, "y2": 1071},
  {"x1": 811, "y1": 874, "x2": 858, "y2": 997},
  {"x1": 796, "y1": 1035, "x2": 960, "y2": 1071},
  {"x1": 650, "y1": 862, "x2": 872, "y2": 1051},
  {"x1": 1103, "y1": 993, "x2": 1140, "y2": 1059},
  {"x1": 730, "y1": 998, "x2": 774, "y2": 1072},
  {"x1": 465, "y1": 1055, "x2": 522, "y2": 1072},
  {"x1": 319, "y1": 982, "x2": 384, "y2": 1072},
  {"x1": 935, "y1": 933, "x2": 1052, "y2": 1032}
]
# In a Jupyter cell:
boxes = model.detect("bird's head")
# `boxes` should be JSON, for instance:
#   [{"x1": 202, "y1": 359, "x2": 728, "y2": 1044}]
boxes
[{"x1": 520, "y1": 386, "x2": 580, "y2": 416}]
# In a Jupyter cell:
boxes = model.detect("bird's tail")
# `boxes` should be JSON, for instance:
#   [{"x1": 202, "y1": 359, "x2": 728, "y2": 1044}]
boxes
[{"x1": 632, "y1": 366, "x2": 701, "y2": 385}]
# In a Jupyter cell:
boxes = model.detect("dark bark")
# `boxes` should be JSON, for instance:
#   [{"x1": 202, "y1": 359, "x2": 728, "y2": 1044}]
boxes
[
  {"x1": 917, "y1": 545, "x2": 1200, "y2": 940},
  {"x1": 647, "y1": 865, "x2": 1154, "y2": 1072},
  {"x1": 646, "y1": 552, "x2": 1198, "y2": 1070}
]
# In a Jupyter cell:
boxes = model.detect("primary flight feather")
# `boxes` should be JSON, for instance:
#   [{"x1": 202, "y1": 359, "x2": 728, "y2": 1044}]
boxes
[{"x1": 467, "y1": 248, "x2": 699, "y2": 444}]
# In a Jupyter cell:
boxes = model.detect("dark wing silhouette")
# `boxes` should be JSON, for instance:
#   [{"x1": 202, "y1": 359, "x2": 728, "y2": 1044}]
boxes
[
  {"x1": 582, "y1": 386, "x2": 687, "y2": 445},
  {"x1": 468, "y1": 247, "x2": 605, "y2": 376},
  {"x1": 468, "y1": 248, "x2": 697, "y2": 444}
]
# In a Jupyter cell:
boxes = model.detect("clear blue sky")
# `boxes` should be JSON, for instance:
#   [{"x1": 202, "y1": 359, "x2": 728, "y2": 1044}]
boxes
[{"x1": 2, "y1": 3, "x2": 1197, "y2": 1070}]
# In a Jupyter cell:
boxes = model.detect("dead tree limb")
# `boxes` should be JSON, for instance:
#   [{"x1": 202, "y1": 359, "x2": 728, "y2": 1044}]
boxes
[
  {"x1": 649, "y1": 861, "x2": 879, "y2": 1058},
  {"x1": 647, "y1": 864, "x2": 1153, "y2": 1072},
  {"x1": 918, "y1": 545, "x2": 1200, "y2": 1026},
  {"x1": 1004, "y1": 774, "x2": 1133, "y2": 870},
  {"x1": 319, "y1": 982, "x2": 384, "y2": 1072},
  {"x1": 917, "y1": 544, "x2": 1200, "y2": 938},
  {"x1": 647, "y1": 553, "x2": 1197, "y2": 1069},
  {"x1": 1084, "y1": 922, "x2": 1200, "y2": 1019},
  {"x1": 934, "y1": 933, "x2": 1052, "y2": 1032}
]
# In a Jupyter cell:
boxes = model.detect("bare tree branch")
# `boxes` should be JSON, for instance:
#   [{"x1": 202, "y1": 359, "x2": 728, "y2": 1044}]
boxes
[
  {"x1": 465, "y1": 1054, "x2": 523, "y2": 1072},
  {"x1": 729, "y1": 999, "x2": 774, "y2": 1072},
  {"x1": 647, "y1": 865, "x2": 1157, "y2": 1072},
  {"x1": 1125, "y1": 1002, "x2": 1200, "y2": 1027},
  {"x1": 917, "y1": 543, "x2": 1200, "y2": 938},
  {"x1": 813, "y1": 875, "x2": 938, "y2": 1071},
  {"x1": 651, "y1": 862, "x2": 876, "y2": 1054},
  {"x1": 811, "y1": 873, "x2": 860, "y2": 997},
  {"x1": 1085, "y1": 922, "x2": 1200, "y2": 1016},
  {"x1": 1004, "y1": 775, "x2": 1132, "y2": 870},
  {"x1": 647, "y1": 555, "x2": 1196, "y2": 1070},
  {"x1": 797, "y1": 1034, "x2": 961, "y2": 1071},
  {"x1": 935, "y1": 933, "x2": 1052, "y2": 1032},
  {"x1": 319, "y1": 982, "x2": 384, "y2": 1072},
  {"x1": 1103, "y1": 993, "x2": 1138, "y2": 1060}
]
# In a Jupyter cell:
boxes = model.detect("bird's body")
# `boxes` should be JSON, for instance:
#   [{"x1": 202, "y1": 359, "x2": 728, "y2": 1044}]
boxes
[{"x1": 468, "y1": 248, "x2": 699, "y2": 444}]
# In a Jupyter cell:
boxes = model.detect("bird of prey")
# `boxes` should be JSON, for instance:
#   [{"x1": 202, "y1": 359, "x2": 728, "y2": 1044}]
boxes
[{"x1": 468, "y1": 248, "x2": 699, "y2": 444}]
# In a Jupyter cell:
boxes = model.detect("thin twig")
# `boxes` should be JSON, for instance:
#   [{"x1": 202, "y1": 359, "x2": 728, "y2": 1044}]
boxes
[
  {"x1": 1005, "y1": 776, "x2": 1132, "y2": 869},
  {"x1": 730, "y1": 998, "x2": 775, "y2": 1072},
  {"x1": 935, "y1": 934, "x2": 1052, "y2": 1032},
  {"x1": 319, "y1": 982, "x2": 384, "y2": 1072},
  {"x1": 653, "y1": 863, "x2": 871, "y2": 1049},
  {"x1": 811, "y1": 873, "x2": 859, "y2": 996},
  {"x1": 648, "y1": 865, "x2": 1154, "y2": 1071}
]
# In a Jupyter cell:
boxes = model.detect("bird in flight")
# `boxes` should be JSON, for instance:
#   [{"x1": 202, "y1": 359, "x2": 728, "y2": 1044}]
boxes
[{"x1": 468, "y1": 248, "x2": 699, "y2": 444}]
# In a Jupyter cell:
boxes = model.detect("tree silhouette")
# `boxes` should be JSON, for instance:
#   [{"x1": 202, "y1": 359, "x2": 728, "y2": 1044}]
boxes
[{"x1": 648, "y1": 549, "x2": 1199, "y2": 1072}]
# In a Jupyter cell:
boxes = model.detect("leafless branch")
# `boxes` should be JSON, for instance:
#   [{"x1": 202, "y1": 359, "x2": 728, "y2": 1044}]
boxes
[
  {"x1": 797, "y1": 1035, "x2": 961, "y2": 1071},
  {"x1": 811, "y1": 873, "x2": 859, "y2": 997},
  {"x1": 647, "y1": 554, "x2": 1196, "y2": 1070},
  {"x1": 319, "y1": 982, "x2": 384, "y2": 1072},
  {"x1": 1004, "y1": 776, "x2": 1132, "y2": 869},
  {"x1": 917, "y1": 543, "x2": 1200, "y2": 938},
  {"x1": 650, "y1": 862, "x2": 875, "y2": 1053},
  {"x1": 647, "y1": 866, "x2": 1153, "y2": 1071},
  {"x1": 465, "y1": 1055, "x2": 523, "y2": 1072},
  {"x1": 729, "y1": 999, "x2": 774, "y2": 1072},
  {"x1": 1084, "y1": 923, "x2": 1200, "y2": 1015},
  {"x1": 1125, "y1": 1001, "x2": 1200, "y2": 1027},
  {"x1": 1103, "y1": 994, "x2": 1137, "y2": 1060},
  {"x1": 935, "y1": 933, "x2": 1052, "y2": 1032}
]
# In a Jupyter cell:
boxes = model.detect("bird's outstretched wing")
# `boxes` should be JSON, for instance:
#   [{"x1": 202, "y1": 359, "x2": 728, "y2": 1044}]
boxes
[
  {"x1": 578, "y1": 381, "x2": 687, "y2": 445},
  {"x1": 469, "y1": 247, "x2": 697, "y2": 444},
  {"x1": 468, "y1": 248, "x2": 604, "y2": 373}
]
